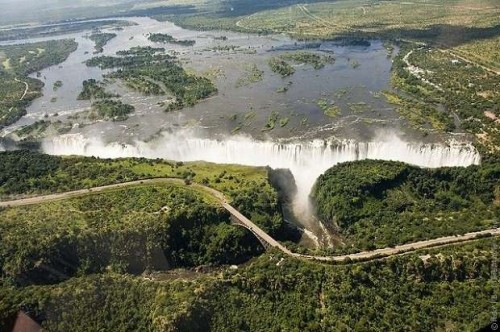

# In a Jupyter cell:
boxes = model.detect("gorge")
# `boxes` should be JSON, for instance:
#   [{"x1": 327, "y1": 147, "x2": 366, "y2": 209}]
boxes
[{"x1": 42, "y1": 131, "x2": 481, "y2": 231}]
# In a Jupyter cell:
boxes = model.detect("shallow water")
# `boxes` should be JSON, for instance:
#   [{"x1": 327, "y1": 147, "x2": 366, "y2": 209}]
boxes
[
  {"x1": 0, "y1": 16, "x2": 479, "y2": 246},
  {"x1": 1, "y1": 17, "x2": 402, "y2": 141}
]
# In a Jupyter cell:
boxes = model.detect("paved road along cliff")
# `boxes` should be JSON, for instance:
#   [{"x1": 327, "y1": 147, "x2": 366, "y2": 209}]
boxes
[{"x1": 1, "y1": 178, "x2": 498, "y2": 263}]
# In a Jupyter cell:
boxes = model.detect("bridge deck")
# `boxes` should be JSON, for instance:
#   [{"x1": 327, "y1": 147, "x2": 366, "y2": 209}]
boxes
[{"x1": 1, "y1": 178, "x2": 499, "y2": 263}]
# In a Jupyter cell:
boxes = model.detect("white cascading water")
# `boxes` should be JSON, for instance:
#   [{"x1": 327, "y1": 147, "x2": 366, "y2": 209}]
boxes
[{"x1": 43, "y1": 131, "x2": 481, "y2": 216}]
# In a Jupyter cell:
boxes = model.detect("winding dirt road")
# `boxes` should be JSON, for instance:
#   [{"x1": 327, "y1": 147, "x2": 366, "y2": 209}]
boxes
[
  {"x1": 16, "y1": 78, "x2": 29, "y2": 100},
  {"x1": 1, "y1": 178, "x2": 498, "y2": 263},
  {"x1": 6, "y1": 78, "x2": 29, "y2": 114},
  {"x1": 297, "y1": 4, "x2": 335, "y2": 29}
]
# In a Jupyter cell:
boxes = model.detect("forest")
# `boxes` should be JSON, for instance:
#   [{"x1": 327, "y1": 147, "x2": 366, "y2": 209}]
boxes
[
  {"x1": 0, "y1": 40, "x2": 78, "y2": 76},
  {"x1": 154, "y1": 0, "x2": 499, "y2": 44},
  {"x1": 267, "y1": 51, "x2": 335, "y2": 78},
  {"x1": 0, "y1": 151, "x2": 498, "y2": 331},
  {"x1": 77, "y1": 77, "x2": 133, "y2": 122},
  {"x1": 280, "y1": 51, "x2": 335, "y2": 70},
  {"x1": 12, "y1": 120, "x2": 72, "y2": 141},
  {"x1": 0, "y1": 0, "x2": 498, "y2": 328},
  {"x1": 0, "y1": 151, "x2": 500, "y2": 331},
  {"x1": 382, "y1": 91, "x2": 455, "y2": 132},
  {"x1": 0, "y1": 184, "x2": 262, "y2": 284},
  {"x1": 1, "y1": 238, "x2": 498, "y2": 331},
  {"x1": 312, "y1": 159, "x2": 499, "y2": 253},
  {"x1": 0, "y1": 20, "x2": 131, "y2": 41},
  {"x1": 0, "y1": 150, "x2": 286, "y2": 285},
  {"x1": 0, "y1": 150, "x2": 284, "y2": 237}
]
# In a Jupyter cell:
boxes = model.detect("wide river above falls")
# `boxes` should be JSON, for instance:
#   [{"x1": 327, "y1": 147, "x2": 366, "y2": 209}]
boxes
[
  {"x1": 0, "y1": 16, "x2": 414, "y2": 142},
  {"x1": 0, "y1": 16, "x2": 481, "y2": 247}
]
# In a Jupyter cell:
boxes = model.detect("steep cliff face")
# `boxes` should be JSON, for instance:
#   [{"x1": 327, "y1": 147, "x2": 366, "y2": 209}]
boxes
[{"x1": 43, "y1": 132, "x2": 481, "y2": 213}]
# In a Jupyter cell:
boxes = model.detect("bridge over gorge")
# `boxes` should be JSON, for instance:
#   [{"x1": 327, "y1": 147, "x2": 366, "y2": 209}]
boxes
[{"x1": 1, "y1": 178, "x2": 499, "y2": 263}]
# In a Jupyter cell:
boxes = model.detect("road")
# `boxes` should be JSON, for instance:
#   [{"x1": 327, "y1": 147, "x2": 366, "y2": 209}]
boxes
[
  {"x1": 16, "y1": 78, "x2": 29, "y2": 100},
  {"x1": 221, "y1": 201, "x2": 293, "y2": 255},
  {"x1": 1, "y1": 178, "x2": 498, "y2": 263},
  {"x1": 297, "y1": 4, "x2": 336, "y2": 29},
  {"x1": 402, "y1": 49, "x2": 443, "y2": 92},
  {"x1": 298, "y1": 228, "x2": 500, "y2": 262},
  {"x1": 0, "y1": 178, "x2": 187, "y2": 208}
]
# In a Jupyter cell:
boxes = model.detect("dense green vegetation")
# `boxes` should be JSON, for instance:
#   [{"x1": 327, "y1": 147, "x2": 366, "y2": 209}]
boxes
[
  {"x1": 453, "y1": 36, "x2": 500, "y2": 72},
  {"x1": 267, "y1": 51, "x2": 334, "y2": 79},
  {"x1": 0, "y1": 150, "x2": 283, "y2": 237},
  {"x1": 15, "y1": 120, "x2": 50, "y2": 138},
  {"x1": 0, "y1": 40, "x2": 77, "y2": 128},
  {"x1": 90, "y1": 99, "x2": 135, "y2": 121},
  {"x1": 0, "y1": 183, "x2": 263, "y2": 284},
  {"x1": 86, "y1": 47, "x2": 217, "y2": 110},
  {"x1": 268, "y1": 57, "x2": 295, "y2": 77},
  {"x1": 1, "y1": 238, "x2": 498, "y2": 331},
  {"x1": 148, "y1": 33, "x2": 196, "y2": 46},
  {"x1": 0, "y1": 151, "x2": 287, "y2": 287},
  {"x1": 0, "y1": 273, "x2": 207, "y2": 331},
  {"x1": 77, "y1": 79, "x2": 119, "y2": 100},
  {"x1": 0, "y1": 40, "x2": 78, "y2": 76},
  {"x1": 77, "y1": 79, "x2": 132, "y2": 122},
  {"x1": 0, "y1": 1, "x2": 498, "y2": 329},
  {"x1": 86, "y1": 46, "x2": 172, "y2": 69},
  {"x1": 383, "y1": 90, "x2": 455, "y2": 132},
  {"x1": 312, "y1": 160, "x2": 499, "y2": 253},
  {"x1": 88, "y1": 31, "x2": 117, "y2": 53},
  {"x1": 206, "y1": 239, "x2": 499, "y2": 331},
  {"x1": 0, "y1": 152, "x2": 498, "y2": 331},
  {"x1": 280, "y1": 51, "x2": 335, "y2": 69}
]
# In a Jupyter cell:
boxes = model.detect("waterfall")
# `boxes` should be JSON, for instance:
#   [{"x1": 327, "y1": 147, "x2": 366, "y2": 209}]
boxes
[{"x1": 43, "y1": 132, "x2": 481, "y2": 214}]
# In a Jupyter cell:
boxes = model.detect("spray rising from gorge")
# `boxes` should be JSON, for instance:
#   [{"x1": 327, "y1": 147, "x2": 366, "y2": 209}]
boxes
[{"x1": 43, "y1": 131, "x2": 481, "y2": 216}]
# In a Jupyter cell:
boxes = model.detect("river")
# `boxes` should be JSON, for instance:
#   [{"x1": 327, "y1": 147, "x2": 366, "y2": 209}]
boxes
[{"x1": 0, "y1": 16, "x2": 480, "y2": 247}]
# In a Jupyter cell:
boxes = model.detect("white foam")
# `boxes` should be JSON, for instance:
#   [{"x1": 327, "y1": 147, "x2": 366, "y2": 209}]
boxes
[{"x1": 43, "y1": 131, "x2": 481, "y2": 213}]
